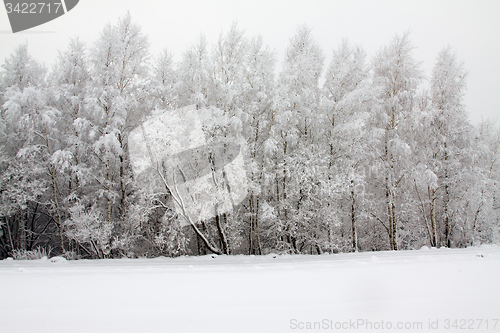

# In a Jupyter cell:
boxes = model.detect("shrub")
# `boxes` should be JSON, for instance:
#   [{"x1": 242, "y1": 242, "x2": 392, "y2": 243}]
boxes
[{"x1": 11, "y1": 247, "x2": 51, "y2": 260}]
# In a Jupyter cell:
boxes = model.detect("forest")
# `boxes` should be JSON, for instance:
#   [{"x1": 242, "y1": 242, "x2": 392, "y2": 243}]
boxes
[{"x1": 0, "y1": 13, "x2": 499, "y2": 259}]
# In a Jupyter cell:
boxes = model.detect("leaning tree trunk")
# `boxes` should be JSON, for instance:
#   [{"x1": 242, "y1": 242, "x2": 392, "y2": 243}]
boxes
[{"x1": 156, "y1": 165, "x2": 222, "y2": 255}]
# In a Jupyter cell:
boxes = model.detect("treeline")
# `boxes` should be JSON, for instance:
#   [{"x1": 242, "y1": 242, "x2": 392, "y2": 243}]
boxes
[{"x1": 0, "y1": 13, "x2": 499, "y2": 259}]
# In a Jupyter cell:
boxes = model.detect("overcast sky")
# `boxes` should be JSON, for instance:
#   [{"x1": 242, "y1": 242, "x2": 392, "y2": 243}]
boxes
[{"x1": 1, "y1": 0, "x2": 498, "y2": 124}]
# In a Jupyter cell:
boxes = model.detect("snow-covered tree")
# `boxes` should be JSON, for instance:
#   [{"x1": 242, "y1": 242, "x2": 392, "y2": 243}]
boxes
[
  {"x1": 51, "y1": 38, "x2": 91, "y2": 199},
  {"x1": 421, "y1": 47, "x2": 496, "y2": 248},
  {"x1": 64, "y1": 12, "x2": 150, "y2": 257},
  {"x1": 321, "y1": 39, "x2": 374, "y2": 252},
  {"x1": 208, "y1": 22, "x2": 248, "y2": 113},
  {"x1": 473, "y1": 121, "x2": 500, "y2": 245},
  {"x1": 239, "y1": 35, "x2": 276, "y2": 254},
  {"x1": 1, "y1": 19, "x2": 498, "y2": 259},
  {"x1": 1, "y1": 43, "x2": 70, "y2": 253},
  {"x1": 371, "y1": 32, "x2": 423, "y2": 250},
  {"x1": 149, "y1": 49, "x2": 178, "y2": 110},
  {"x1": 177, "y1": 35, "x2": 211, "y2": 109},
  {"x1": 268, "y1": 25, "x2": 325, "y2": 253}
]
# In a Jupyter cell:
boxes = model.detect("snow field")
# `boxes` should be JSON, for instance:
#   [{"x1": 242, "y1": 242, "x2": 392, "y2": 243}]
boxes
[{"x1": 0, "y1": 245, "x2": 499, "y2": 333}]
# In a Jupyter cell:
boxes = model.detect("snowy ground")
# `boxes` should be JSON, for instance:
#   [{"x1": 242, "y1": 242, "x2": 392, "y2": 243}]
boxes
[{"x1": 1, "y1": 246, "x2": 499, "y2": 333}]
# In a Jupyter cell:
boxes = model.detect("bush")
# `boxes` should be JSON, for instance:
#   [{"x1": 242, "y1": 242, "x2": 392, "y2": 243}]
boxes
[{"x1": 11, "y1": 247, "x2": 51, "y2": 260}]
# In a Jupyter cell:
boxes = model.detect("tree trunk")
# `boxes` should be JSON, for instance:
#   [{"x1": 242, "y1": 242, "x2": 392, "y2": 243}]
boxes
[
  {"x1": 386, "y1": 181, "x2": 394, "y2": 250},
  {"x1": 50, "y1": 167, "x2": 65, "y2": 253},
  {"x1": 248, "y1": 193, "x2": 254, "y2": 254},
  {"x1": 118, "y1": 133, "x2": 126, "y2": 221},
  {"x1": 391, "y1": 201, "x2": 397, "y2": 250},
  {"x1": 157, "y1": 165, "x2": 221, "y2": 255},
  {"x1": 443, "y1": 142, "x2": 451, "y2": 248},
  {"x1": 254, "y1": 195, "x2": 262, "y2": 255},
  {"x1": 248, "y1": 192, "x2": 262, "y2": 255},
  {"x1": 351, "y1": 185, "x2": 357, "y2": 252},
  {"x1": 215, "y1": 213, "x2": 230, "y2": 255},
  {"x1": 5, "y1": 217, "x2": 15, "y2": 253},
  {"x1": 429, "y1": 187, "x2": 437, "y2": 247},
  {"x1": 44, "y1": 129, "x2": 65, "y2": 253},
  {"x1": 106, "y1": 161, "x2": 112, "y2": 225}
]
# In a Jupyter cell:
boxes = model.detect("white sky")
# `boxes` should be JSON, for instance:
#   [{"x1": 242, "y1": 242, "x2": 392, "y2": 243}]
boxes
[{"x1": 1, "y1": 0, "x2": 499, "y2": 124}]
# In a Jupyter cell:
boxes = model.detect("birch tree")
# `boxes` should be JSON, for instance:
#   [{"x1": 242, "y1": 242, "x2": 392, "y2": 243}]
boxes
[
  {"x1": 177, "y1": 36, "x2": 211, "y2": 109},
  {"x1": 1, "y1": 43, "x2": 70, "y2": 253},
  {"x1": 64, "y1": 12, "x2": 150, "y2": 257},
  {"x1": 150, "y1": 49, "x2": 178, "y2": 110},
  {"x1": 240, "y1": 35, "x2": 276, "y2": 254},
  {"x1": 208, "y1": 22, "x2": 248, "y2": 113},
  {"x1": 270, "y1": 25, "x2": 325, "y2": 253},
  {"x1": 321, "y1": 39, "x2": 374, "y2": 252},
  {"x1": 371, "y1": 32, "x2": 423, "y2": 250}
]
